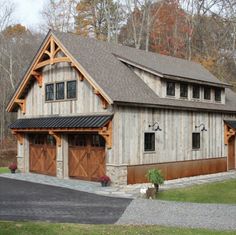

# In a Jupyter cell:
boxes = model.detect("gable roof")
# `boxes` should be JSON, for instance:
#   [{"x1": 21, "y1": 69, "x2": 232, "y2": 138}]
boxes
[{"x1": 7, "y1": 30, "x2": 236, "y2": 113}]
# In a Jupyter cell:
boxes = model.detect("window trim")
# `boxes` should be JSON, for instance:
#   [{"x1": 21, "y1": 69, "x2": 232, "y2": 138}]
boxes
[
  {"x1": 180, "y1": 83, "x2": 188, "y2": 99},
  {"x1": 66, "y1": 80, "x2": 77, "y2": 99},
  {"x1": 192, "y1": 132, "x2": 200, "y2": 150},
  {"x1": 214, "y1": 88, "x2": 221, "y2": 102},
  {"x1": 192, "y1": 84, "x2": 200, "y2": 99},
  {"x1": 45, "y1": 83, "x2": 55, "y2": 101},
  {"x1": 144, "y1": 132, "x2": 156, "y2": 153},
  {"x1": 166, "y1": 81, "x2": 175, "y2": 97}
]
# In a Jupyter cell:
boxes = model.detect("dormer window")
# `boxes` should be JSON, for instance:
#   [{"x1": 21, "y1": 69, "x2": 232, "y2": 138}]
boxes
[
  {"x1": 192, "y1": 85, "x2": 200, "y2": 99},
  {"x1": 56, "y1": 82, "x2": 65, "y2": 100},
  {"x1": 180, "y1": 83, "x2": 188, "y2": 98},
  {"x1": 166, "y1": 81, "x2": 175, "y2": 96},
  {"x1": 204, "y1": 86, "x2": 211, "y2": 100},
  {"x1": 215, "y1": 88, "x2": 221, "y2": 102}
]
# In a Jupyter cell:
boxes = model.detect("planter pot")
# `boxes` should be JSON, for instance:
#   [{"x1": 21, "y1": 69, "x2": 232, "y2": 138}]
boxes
[
  {"x1": 101, "y1": 181, "x2": 108, "y2": 187},
  {"x1": 10, "y1": 169, "x2": 16, "y2": 174}
]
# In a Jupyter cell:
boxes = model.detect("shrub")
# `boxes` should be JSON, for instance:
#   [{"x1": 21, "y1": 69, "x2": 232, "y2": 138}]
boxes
[
  {"x1": 146, "y1": 169, "x2": 164, "y2": 186},
  {"x1": 8, "y1": 163, "x2": 17, "y2": 171}
]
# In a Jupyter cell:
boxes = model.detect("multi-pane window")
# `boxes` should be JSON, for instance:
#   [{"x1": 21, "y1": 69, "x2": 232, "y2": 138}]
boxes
[
  {"x1": 180, "y1": 83, "x2": 188, "y2": 98},
  {"x1": 215, "y1": 88, "x2": 221, "y2": 102},
  {"x1": 192, "y1": 133, "x2": 200, "y2": 149},
  {"x1": 192, "y1": 85, "x2": 200, "y2": 99},
  {"x1": 144, "y1": 132, "x2": 155, "y2": 152},
  {"x1": 56, "y1": 82, "x2": 65, "y2": 100},
  {"x1": 45, "y1": 84, "x2": 54, "y2": 101},
  {"x1": 166, "y1": 81, "x2": 175, "y2": 96},
  {"x1": 67, "y1": 80, "x2": 77, "y2": 99},
  {"x1": 204, "y1": 87, "x2": 211, "y2": 100}
]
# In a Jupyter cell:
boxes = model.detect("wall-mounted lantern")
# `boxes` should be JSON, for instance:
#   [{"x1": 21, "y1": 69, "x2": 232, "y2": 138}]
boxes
[
  {"x1": 149, "y1": 122, "x2": 162, "y2": 131},
  {"x1": 195, "y1": 123, "x2": 207, "y2": 132}
]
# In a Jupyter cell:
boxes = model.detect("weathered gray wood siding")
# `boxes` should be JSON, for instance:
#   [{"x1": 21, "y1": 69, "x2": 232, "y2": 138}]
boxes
[
  {"x1": 18, "y1": 62, "x2": 111, "y2": 118},
  {"x1": 110, "y1": 105, "x2": 235, "y2": 166}
]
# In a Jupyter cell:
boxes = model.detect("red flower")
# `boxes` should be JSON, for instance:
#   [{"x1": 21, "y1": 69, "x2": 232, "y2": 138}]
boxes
[
  {"x1": 9, "y1": 163, "x2": 17, "y2": 170},
  {"x1": 99, "y1": 175, "x2": 110, "y2": 183}
]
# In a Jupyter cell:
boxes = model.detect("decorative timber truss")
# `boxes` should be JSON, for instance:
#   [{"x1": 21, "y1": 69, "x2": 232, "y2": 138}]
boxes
[
  {"x1": 9, "y1": 35, "x2": 110, "y2": 114},
  {"x1": 224, "y1": 123, "x2": 236, "y2": 145}
]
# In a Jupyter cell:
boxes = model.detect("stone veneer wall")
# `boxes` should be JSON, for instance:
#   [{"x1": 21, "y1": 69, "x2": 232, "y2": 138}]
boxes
[{"x1": 106, "y1": 165, "x2": 127, "y2": 185}]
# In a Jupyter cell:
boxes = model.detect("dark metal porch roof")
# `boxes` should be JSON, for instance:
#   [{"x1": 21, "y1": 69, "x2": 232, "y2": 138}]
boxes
[
  {"x1": 9, "y1": 115, "x2": 112, "y2": 129},
  {"x1": 225, "y1": 120, "x2": 236, "y2": 129}
]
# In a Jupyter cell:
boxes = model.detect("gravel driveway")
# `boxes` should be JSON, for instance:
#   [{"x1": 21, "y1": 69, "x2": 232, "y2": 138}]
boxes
[
  {"x1": 117, "y1": 199, "x2": 236, "y2": 230},
  {"x1": 0, "y1": 178, "x2": 131, "y2": 224}
]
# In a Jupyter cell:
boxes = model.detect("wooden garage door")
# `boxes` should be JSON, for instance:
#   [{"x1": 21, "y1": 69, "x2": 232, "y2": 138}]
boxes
[
  {"x1": 68, "y1": 134, "x2": 106, "y2": 181},
  {"x1": 29, "y1": 134, "x2": 56, "y2": 176}
]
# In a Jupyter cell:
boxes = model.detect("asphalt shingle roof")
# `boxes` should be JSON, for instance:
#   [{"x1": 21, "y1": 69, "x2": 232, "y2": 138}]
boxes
[{"x1": 9, "y1": 115, "x2": 112, "y2": 129}]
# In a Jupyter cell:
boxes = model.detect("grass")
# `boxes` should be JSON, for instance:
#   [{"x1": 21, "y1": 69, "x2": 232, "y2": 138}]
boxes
[
  {"x1": 157, "y1": 179, "x2": 236, "y2": 204},
  {"x1": 0, "y1": 167, "x2": 9, "y2": 174},
  {"x1": 0, "y1": 221, "x2": 235, "y2": 235}
]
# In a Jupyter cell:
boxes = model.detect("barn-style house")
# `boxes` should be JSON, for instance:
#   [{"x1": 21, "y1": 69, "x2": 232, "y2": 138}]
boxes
[{"x1": 7, "y1": 30, "x2": 236, "y2": 185}]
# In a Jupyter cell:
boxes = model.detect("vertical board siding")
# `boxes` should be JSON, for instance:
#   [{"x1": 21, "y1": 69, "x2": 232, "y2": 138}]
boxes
[
  {"x1": 18, "y1": 62, "x2": 109, "y2": 118},
  {"x1": 113, "y1": 106, "x2": 236, "y2": 165}
]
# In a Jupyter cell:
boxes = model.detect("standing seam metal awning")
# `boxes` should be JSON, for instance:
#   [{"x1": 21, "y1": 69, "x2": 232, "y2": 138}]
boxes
[{"x1": 9, "y1": 115, "x2": 113, "y2": 129}]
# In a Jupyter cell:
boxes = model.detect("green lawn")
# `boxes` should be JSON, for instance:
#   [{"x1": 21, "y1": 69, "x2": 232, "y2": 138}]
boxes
[
  {"x1": 0, "y1": 221, "x2": 235, "y2": 235},
  {"x1": 157, "y1": 179, "x2": 236, "y2": 204},
  {"x1": 0, "y1": 167, "x2": 9, "y2": 174}
]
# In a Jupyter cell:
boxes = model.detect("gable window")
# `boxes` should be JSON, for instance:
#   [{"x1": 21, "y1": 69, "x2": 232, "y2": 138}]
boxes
[
  {"x1": 67, "y1": 80, "x2": 77, "y2": 99},
  {"x1": 215, "y1": 88, "x2": 221, "y2": 102},
  {"x1": 180, "y1": 83, "x2": 188, "y2": 98},
  {"x1": 204, "y1": 87, "x2": 211, "y2": 100},
  {"x1": 56, "y1": 82, "x2": 65, "y2": 100},
  {"x1": 144, "y1": 132, "x2": 155, "y2": 152},
  {"x1": 192, "y1": 85, "x2": 200, "y2": 99},
  {"x1": 45, "y1": 84, "x2": 54, "y2": 101},
  {"x1": 166, "y1": 81, "x2": 175, "y2": 96},
  {"x1": 192, "y1": 132, "x2": 200, "y2": 149}
]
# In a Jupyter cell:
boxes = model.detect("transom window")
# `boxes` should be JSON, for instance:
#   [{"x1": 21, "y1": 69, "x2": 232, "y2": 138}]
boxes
[
  {"x1": 192, "y1": 133, "x2": 200, "y2": 149},
  {"x1": 166, "y1": 81, "x2": 175, "y2": 96},
  {"x1": 45, "y1": 80, "x2": 77, "y2": 102},
  {"x1": 215, "y1": 88, "x2": 221, "y2": 102},
  {"x1": 144, "y1": 132, "x2": 155, "y2": 152},
  {"x1": 45, "y1": 84, "x2": 54, "y2": 101},
  {"x1": 192, "y1": 85, "x2": 200, "y2": 99},
  {"x1": 204, "y1": 87, "x2": 211, "y2": 100},
  {"x1": 180, "y1": 83, "x2": 188, "y2": 98},
  {"x1": 56, "y1": 82, "x2": 65, "y2": 100}
]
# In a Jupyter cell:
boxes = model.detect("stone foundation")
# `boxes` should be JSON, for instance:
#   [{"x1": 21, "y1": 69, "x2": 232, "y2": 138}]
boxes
[
  {"x1": 17, "y1": 157, "x2": 24, "y2": 172},
  {"x1": 57, "y1": 161, "x2": 63, "y2": 178},
  {"x1": 106, "y1": 165, "x2": 127, "y2": 185}
]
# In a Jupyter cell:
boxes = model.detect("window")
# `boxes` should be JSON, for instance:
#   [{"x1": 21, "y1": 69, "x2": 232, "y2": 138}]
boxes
[
  {"x1": 192, "y1": 133, "x2": 200, "y2": 149},
  {"x1": 166, "y1": 81, "x2": 175, "y2": 96},
  {"x1": 180, "y1": 83, "x2": 188, "y2": 98},
  {"x1": 45, "y1": 84, "x2": 54, "y2": 101},
  {"x1": 192, "y1": 85, "x2": 200, "y2": 99},
  {"x1": 215, "y1": 88, "x2": 221, "y2": 102},
  {"x1": 67, "y1": 80, "x2": 77, "y2": 99},
  {"x1": 91, "y1": 135, "x2": 105, "y2": 147},
  {"x1": 204, "y1": 87, "x2": 211, "y2": 100},
  {"x1": 144, "y1": 132, "x2": 155, "y2": 152},
  {"x1": 56, "y1": 82, "x2": 65, "y2": 100}
]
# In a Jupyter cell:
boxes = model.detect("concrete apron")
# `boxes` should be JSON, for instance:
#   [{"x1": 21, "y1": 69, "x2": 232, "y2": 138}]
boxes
[{"x1": 0, "y1": 171, "x2": 236, "y2": 199}]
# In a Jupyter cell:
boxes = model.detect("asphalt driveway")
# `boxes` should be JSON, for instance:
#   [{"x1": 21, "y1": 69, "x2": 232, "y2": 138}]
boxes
[{"x1": 0, "y1": 178, "x2": 132, "y2": 224}]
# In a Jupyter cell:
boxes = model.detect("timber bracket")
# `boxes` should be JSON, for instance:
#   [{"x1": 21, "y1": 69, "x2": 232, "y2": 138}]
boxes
[
  {"x1": 99, "y1": 121, "x2": 112, "y2": 149},
  {"x1": 93, "y1": 89, "x2": 109, "y2": 109},
  {"x1": 12, "y1": 131, "x2": 24, "y2": 145},
  {"x1": 15, "y1": 99, "x2": 26, "y2": 114},
  {"x1": 49, "y1": 131, "x2": 62, "y2": 147},
  {"x1": 32, "y1": 71, "x2": 43, "y2": 87},
  {"x1": 224, "y1": 124, "x2": 236, "y2": 145}
]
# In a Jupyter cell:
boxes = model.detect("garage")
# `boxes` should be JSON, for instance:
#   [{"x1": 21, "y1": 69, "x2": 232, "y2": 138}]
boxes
[
  {"x1": 29, "y1": 134, "x2": 57, "y2": 176},
  {"x1": 68, "y1": 134, "x2": 106, "y2": 181}
]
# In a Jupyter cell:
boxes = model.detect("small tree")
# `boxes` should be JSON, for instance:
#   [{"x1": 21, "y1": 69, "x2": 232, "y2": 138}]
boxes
[{"x1": 146, "y1": 168, "x2": 164, "y2": 192}]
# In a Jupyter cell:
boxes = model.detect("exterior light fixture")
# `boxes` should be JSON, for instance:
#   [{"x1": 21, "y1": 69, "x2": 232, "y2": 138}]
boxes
[
  {"x1": 149, "y1": 122, "x2": 162, "y2": 131},
  {"x1": 195, "y1": 123, "x2": 207, "y2": 132}
]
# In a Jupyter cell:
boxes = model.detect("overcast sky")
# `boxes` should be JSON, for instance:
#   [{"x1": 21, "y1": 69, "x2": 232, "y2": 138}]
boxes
[{"x1": 12, "y1": 0, "x2": 47, "y2": 29}]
